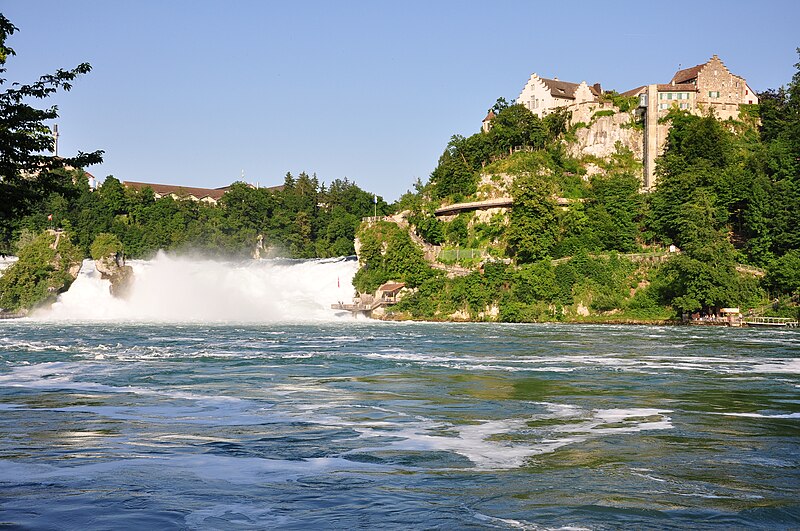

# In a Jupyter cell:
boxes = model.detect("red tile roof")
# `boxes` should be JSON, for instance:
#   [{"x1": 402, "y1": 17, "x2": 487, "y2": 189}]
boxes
[
  {"x1": 378, "y1": 282, "x2": 406, "y2": 293},
  {"x1": 123, "y1": 181, "x2": 228, "y2": 200},
  {"x1": 540, "y1": 77, "x2": 581, "y2": 99},
  {"x1": 620, "y1": 85, "x2": 646, "y2": 98},
  {"x1": 671, "y1": 64, "x2": 704, "y2": 84}
]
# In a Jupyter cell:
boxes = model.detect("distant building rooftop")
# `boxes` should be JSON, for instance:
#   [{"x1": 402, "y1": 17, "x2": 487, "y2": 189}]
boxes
[
  {"x1": 122, "y1": 181, "x2": 284, "y2": 204},
  {"x1": 123, "y1": 181, "x2": 229, "y2": 201}
]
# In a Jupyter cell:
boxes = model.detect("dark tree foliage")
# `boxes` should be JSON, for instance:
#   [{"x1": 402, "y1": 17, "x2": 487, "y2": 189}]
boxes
[
  {"x1": 428, "y1": 104, "x2": 568, "y2": 201},
  {"x1": 0, "y1": 14, "x2": 103, "y2": 253},
  {"x1": 9, "y1": 169, "x2": 386, "y2": 260},
  {"x1": 507, "y1": 173, "x2": 558, "y2": 263}
]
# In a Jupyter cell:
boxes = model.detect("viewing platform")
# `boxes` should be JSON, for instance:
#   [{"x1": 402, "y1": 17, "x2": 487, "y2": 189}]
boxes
[
  {"x1": 331, "y1": 282, "x2": 405, "y2": 317},
  {"x1": 743, "y1": 317, "x2": 798, "y2": 328}
]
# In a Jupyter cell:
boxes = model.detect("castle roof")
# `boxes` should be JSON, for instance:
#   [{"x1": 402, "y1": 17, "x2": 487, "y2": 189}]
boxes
[
  {"x1": 123, "y1": 181, "x2": 228, "y2": 201},
  {"x1": 671, "y1": 64, "x2": 704, "y2": 84},
  {"x1": 620, "y1": 85, "x2": 646, "y2": 98},
  {"x1": 537, "y1": 77, "x2": 601, "y2": 100},
  {"x1": 482, "y1": 109, "x2": 496, "y2": 122},
  {"x1": 670, "y1": 55, "x2": 729, "y2": 85}
]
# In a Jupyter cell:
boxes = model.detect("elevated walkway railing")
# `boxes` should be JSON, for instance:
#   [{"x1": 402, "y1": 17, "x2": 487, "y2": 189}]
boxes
[{"x1": 743, "y1": 317, "x2": 799, "y2": 327}]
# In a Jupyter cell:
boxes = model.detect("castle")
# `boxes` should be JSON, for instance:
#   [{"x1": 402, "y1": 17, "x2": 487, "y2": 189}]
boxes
[{"x1": 509, "y1": 55, "x2": 757, "y2": 189}]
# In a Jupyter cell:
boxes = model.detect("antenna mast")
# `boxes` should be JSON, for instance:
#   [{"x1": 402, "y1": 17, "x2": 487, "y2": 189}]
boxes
[{"x1": 53, "y1": 124, "x2": 59, "y2": 157}]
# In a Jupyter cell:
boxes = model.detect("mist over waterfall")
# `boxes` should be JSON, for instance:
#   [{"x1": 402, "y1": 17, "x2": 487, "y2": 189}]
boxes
[{"x1": 38, "y1": 252, "x2": 359, "y2": 322}]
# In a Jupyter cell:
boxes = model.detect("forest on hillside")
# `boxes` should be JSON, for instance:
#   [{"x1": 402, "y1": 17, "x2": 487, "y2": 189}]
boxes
[
  {"x1": 1, "y1": 6, "x2": 798, "y2": 321},
  {"x1": 352, "y1": 53, "x2": 800, "y2": 321}
]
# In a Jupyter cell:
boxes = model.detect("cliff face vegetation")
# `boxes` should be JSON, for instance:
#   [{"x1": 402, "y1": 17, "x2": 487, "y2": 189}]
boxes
[
  {"x1": 0, "y1": 231, "x2": 82, "y2": 315},
  {"x1": 365, "y1": 54, "x2": 800, "y2": 322}
]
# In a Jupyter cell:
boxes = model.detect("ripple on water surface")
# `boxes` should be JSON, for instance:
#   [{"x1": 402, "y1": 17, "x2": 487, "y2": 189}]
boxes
[{"x1": 0, "y1": 321, "x2": 798, "y2": 528}]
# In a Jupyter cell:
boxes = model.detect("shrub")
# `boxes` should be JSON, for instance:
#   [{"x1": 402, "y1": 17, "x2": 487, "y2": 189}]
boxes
[{"x1": 90, "y1": 232, "x2": 124, "y2": 260}]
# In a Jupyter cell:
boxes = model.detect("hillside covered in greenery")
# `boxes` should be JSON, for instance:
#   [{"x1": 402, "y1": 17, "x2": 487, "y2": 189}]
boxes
[{"x1": 352, "y1": 54, "x2": 800, "y2": 322}]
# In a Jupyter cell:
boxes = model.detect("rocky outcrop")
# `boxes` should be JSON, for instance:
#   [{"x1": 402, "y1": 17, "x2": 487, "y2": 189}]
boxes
[
  {"x1": 568, "y1": 111, "x2": 643, "y2": 160},
  {"x1": 95, "y1": 255, "x2": 134, "y2": 298},
  {"x1": 0, "y1": 230, "x2": 83, "y2": 315}
]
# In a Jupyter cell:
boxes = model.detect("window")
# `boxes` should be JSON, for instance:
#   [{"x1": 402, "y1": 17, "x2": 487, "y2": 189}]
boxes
[
  {"x1": 680, "y1": 102, "x2": 689, "y2": 109},
  {"x1": 659, "y1": 103, "x2": 669, "y2": 110},
  {"x1": 709, "y1": 91, "x2": 720, "y2": 98}
]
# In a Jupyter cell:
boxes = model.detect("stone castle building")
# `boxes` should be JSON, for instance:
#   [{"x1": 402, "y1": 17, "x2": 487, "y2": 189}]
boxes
[
  {"x1": 506, "y1": 56, "x2": 756, "y2": 189},
  {"x1": 622, "y1": 55, "x2": 758, "y2": 188},
  {"x1": 517, "y1": 74, "x2": 603, "y2": 121}
]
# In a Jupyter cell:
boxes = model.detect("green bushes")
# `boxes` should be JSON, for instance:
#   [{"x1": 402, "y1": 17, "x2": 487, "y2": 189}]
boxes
[
  {"x1": 90, "y1": 233, "x2": 123, "y2": 260},
  {"x1": 352, "y1": 221, "x2": 435, "y2": 294},
  {"x1": 0, "y1": 231, "x2": 82, "y2": 312}
]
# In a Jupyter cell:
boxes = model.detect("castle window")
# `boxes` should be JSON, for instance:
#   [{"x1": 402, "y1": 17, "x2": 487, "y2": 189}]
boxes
[
  {"x1": 680, "y1": 103, "x2": 689, "y2": 109},
  {"x1": 709, "y1": 91, "x2": 720, "y2": 98}
]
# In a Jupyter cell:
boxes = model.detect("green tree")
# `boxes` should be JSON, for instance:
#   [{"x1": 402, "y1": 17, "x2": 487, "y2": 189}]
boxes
[
  {"x1": 0, "y1": 15, "x2": 102, "y2": 252},
  {"x1": 765, "y1": 249, "x2": 800, "y2": 296},
  {"x1": 90, "y1": 232, "x2": 123, "y2": 260},
  {"x1": 507, "y1": 173, "x2": 558, "y2": 263}
]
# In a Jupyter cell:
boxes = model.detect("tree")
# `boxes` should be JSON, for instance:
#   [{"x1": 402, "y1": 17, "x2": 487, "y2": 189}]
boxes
[
  {"x1": 507, "y1": 173, "x2": 558, "y2": 263},
  {"x1": 0, "y1": 15, "x2": 103, "y2": 252},
  {"x1": 765, "y1": 249, "x2": 800, "y2": 297},
  {"x1": 488, "y1": 104, "x2": 548, "y2": 154}
]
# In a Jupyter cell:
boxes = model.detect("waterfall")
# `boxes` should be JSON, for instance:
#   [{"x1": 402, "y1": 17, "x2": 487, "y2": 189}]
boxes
[{"x1": 37, "y1": 252, "x2": 359, "y2": 322}]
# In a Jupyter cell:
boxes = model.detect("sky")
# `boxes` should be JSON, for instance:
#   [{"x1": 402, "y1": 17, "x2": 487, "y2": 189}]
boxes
[{"x1": 3, "y1": 1, "x2": 799, "y2": 201}]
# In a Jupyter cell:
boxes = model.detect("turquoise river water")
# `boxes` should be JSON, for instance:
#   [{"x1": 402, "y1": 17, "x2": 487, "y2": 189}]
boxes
[{"x1": 0, "y1": 321, "x2": 798, "y2": 529}]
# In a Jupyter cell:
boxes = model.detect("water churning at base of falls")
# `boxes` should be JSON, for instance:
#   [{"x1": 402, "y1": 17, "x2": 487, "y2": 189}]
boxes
[{"x1": 37, "y1": 252, "x2": 359, "y2": 322}]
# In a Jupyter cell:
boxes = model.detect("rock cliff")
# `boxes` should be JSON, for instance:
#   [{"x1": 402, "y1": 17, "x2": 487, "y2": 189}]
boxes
[
  {"x1": 95, "y1": 255, "x2": 134, "y2": 298},
  {"x1": 568, "y1": 111, "x2": 643, "y2": 160}
]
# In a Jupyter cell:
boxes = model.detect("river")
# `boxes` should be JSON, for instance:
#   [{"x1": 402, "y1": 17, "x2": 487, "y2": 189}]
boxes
[{"x1": 1, "y1": 319, "x2": 798, "y2": 529}]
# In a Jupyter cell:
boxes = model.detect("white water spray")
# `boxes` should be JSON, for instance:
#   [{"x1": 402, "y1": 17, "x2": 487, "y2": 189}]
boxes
[{"x1": 38, "y1": 252, "x2": 359, "y2": 322}]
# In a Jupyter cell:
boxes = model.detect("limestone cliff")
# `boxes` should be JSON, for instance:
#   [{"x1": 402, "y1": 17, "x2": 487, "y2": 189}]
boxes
[{"x1": 567, "y1": 111, "x2": 643, "y2": 161}]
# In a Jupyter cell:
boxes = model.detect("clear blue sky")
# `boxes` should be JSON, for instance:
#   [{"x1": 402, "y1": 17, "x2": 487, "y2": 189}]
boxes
[{"x1": 3, "y1": 1, "x2": 798, "y2": 201}]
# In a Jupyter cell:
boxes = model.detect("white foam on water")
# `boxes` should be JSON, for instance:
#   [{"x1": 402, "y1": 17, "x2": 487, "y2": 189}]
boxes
[
  {"x1": 472, "y1": 512, "x2": 591, "y2": 531},
  {"x1": 35, "y1": 253, "x2": 358, "y2": 323},
  {"x1": 342, "y1": 403, "x2": 673, "y2": 470},
  {"x1": 751, "y1": 359, "x2": 800, "y2": 374},
  {"x1": 718, "y1": 411, "x2": 800, "y2": 419}
]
